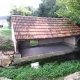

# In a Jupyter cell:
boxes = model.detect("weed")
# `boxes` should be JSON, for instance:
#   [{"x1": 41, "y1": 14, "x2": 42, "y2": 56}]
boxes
[{"x1": 0, "y1": 60, "x2": 80, "y2": 80}]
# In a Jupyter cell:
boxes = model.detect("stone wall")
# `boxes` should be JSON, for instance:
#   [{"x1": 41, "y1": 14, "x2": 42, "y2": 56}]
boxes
[
  {"x1": 0, "y1": 51, "x2": 14, "y2": 67},
  {"x1": 38, "y1": 38, "x2": 63, "y2": 45},
  {"x1": 64, "y1": 36, "x2": 77, "y2": 48}
]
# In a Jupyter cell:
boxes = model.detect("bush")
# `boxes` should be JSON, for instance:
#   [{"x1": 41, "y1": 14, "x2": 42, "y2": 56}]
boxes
[
  {"x1": 0, "y1": 60, "x2": 80, "y2": 80},
  {"x1": 0, "y1": 37, "x2": 14, "y2": 50}
]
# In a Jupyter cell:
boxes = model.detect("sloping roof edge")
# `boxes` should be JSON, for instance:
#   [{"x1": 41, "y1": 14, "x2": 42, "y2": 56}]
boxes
[{"x1": 11, "y1": 15, "x2": 80, "y2": 40}]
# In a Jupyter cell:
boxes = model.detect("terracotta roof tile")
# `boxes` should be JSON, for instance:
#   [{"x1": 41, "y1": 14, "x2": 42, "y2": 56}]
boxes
[
  {"x1": 65, "y1": 33, "x2": 71, "y2": 36},
  {"x1": 11, "y1": 15, "x2": 80, "y2": 40},
  {"x1": 14, "y1": 32, "x2": 18, "y2": 35}
]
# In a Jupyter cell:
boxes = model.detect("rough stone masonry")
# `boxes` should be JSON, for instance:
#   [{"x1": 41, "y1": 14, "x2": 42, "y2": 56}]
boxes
[{"x1": 0, "y1": 51, "x2": 14, "y2": 67}]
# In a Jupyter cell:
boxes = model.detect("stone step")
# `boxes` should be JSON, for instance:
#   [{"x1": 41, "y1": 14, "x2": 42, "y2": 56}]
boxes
[
  {"x1": 13, "y1": 52, "x2": 62, "y2": 64},
  {"x1": 14, "y1": 54, "x2": 21, "y2": 59}
]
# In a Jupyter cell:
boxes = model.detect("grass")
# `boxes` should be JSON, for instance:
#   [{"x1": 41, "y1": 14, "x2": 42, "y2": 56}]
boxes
[
  {"x1": 30, "y1": 40, "x2": 38, "y2": 46},
  {"x1": 0, "y1": 60, "x2": 80, "y2": 80},
  {"x1": 0, "y1": 27, "x2": 80, "y2": 80},
  {"x1": 0, "y1": 27, "x2": 37, "y2": 45},
  {"x1": 0, "y1": 26, "x2": 12, "y2": 39}
]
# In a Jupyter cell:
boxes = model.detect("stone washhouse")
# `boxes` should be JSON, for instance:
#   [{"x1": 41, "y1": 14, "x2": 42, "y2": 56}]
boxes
[{"x1": 7, "y1": 15, "x2": 80, "y2": 65}]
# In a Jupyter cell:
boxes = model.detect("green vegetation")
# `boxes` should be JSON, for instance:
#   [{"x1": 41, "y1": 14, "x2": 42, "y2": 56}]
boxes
[
  {"x1": 56, "y1": 0, "x2": 80, "y2": 25},
  {"x1": 9, "y1": 1, "x2": 60, "y2": 18},
  {"x1": 8, "y1": 0, "x2": 80, "y2": 26},
  {"x1": 8, "y1": 0, "x2": 80, "y2": 25},
  {"x1": 33, "y1": 0, "x2": 60, "y2": 17},
  {"x1": 2, "y1": 1, "x2": 80, "y2": 80},
  {"x1": 0, "y1": 27, "x2": 11, "y2": 39},
  {"x1": 7, "y1": 5, "x2": 35, "y2": 26},
  {"x1": 30, "y1": 40, "x2": 38, "y2": 46},
  {"x1": 0, "y1": 27, "x2": 13, "y2": 50},
  {"x1": 0, "y1": 60, "x2": 80, "y2": 80},
  {"x1": 0, "y1": 39, "x2": 13, "y2": 50},
  {"x1": 10, "y1": 5, "x2": 32, "y2": 16}
]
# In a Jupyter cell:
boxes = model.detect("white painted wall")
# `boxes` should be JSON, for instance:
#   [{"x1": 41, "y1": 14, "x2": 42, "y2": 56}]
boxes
[
  {"x1": 38, "y1": 38, "x2": 63, "y2": 45},
  {"x1": 11, "y1": 24, "x2": 16, "y2": 52},
  {"x1": 64, "y1": 36, "x2": 76, "y2": 46}
]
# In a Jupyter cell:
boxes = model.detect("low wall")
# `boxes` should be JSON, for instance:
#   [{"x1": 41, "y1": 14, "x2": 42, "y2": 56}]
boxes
[
  {"x1": 38, "y1": 38, "x2": 63, "y2": 45},
  {"x1": 64, "y1": 36, "x2": 77, "y2": 48},
  {"x1": 0, "y1": 50, "x2": 14, "y2": 67},
  {"x1": 0, "y1": 37, "x2": 77, "y2": 67}
]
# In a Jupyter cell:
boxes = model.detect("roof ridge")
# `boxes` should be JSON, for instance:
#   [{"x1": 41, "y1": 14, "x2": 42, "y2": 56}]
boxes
[{"x1": 11, "y1": 15, "x2": 69, "y2": 20}]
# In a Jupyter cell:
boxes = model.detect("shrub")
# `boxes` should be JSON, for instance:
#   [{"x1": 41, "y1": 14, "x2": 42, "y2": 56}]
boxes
[
  {"x1": 0, "y1": 60, "x2": 80, "y2": 80},
  {"x1": 0, "y1": 37, "x2": 14, "y2": 50}
]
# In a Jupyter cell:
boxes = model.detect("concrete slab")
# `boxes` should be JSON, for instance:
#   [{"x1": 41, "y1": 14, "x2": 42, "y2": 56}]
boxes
[
  {"x1": 13, "y1": 43, "x2": 75, "y2": 64},
  {"x1": 20, "y1": 43, "x2": 74, "y2": 57}
]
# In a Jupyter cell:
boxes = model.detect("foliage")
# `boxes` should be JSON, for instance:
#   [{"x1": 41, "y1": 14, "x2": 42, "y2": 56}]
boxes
[
  {"x1": 56, "y1": 0, "x2": 80, "y2": 25},
  {"x1": 0, "y1": 37, "x2": 14, "y2": 50},
  {"x1": 0, "y1": 60, "x2": 80, "y2": 80},
  {"x1": 0, "y1": 26, "x2": 13, "y2": 50},
  {"x1": 0, "y1": 26, "x2": 11, "y2": 39},
  {"x1": 7, "y1": 16, "x2": 11, "y2": 28},
  {"x1": 30, "y1": 40, "x2": 38, "y2": 46},
  {"x1": 10, "y1": 5, "x2": 31, "y2": 16},
  {"x1": 33, "y1": 0, "x2": 60, "y2": 18},
  {"x1": 7, "y1": 5, "x2": 35, "y2": 26}
]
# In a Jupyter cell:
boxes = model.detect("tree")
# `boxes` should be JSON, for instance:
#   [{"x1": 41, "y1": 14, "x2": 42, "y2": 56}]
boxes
[
  {"x1": 7, "y1": 5, "x2": 33, "y2": 27},
  {"x1": 56, "y1": 0, "x2": 80, "y2": 25},
  {"x1": 10, "y1": 5, "x2": 31, "y2": 16},
  {"x1": 7, "y1": 16, "x2": 11, "y2": 27},
  {"x1": 33, "y1": 0, "x2": 60, "y2": 18}
]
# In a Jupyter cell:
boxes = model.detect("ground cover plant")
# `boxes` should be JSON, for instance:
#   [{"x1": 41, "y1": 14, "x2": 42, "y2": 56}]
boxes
[
  {"x1": 0, "y1": 26, "x2": 11, "y2": 39},
  {"x1": 0, "y1": 26, "x2": 14, "y2": 50},
  {"x1": 30, "y1": 40, "x2": 38, "y2": 46},
  {"x1": 0, "y1": 27, "x2": 80, "y2": 80},
  {"x1": 0, "y1": 38, "x2": 13, "y2": 50},
  {"x1": 0, "y1": 59, "x2": 80, "y2": 80}
]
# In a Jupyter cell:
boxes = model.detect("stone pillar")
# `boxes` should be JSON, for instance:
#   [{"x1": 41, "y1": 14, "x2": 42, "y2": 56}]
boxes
[{"x1": 15, "y1": 41, "x2": 20, "y2": 54}]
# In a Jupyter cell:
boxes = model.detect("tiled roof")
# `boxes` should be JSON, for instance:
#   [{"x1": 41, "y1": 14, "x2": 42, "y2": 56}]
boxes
[{"x1": 11, "y1": 15, "x2": 80, "y2": 40}]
